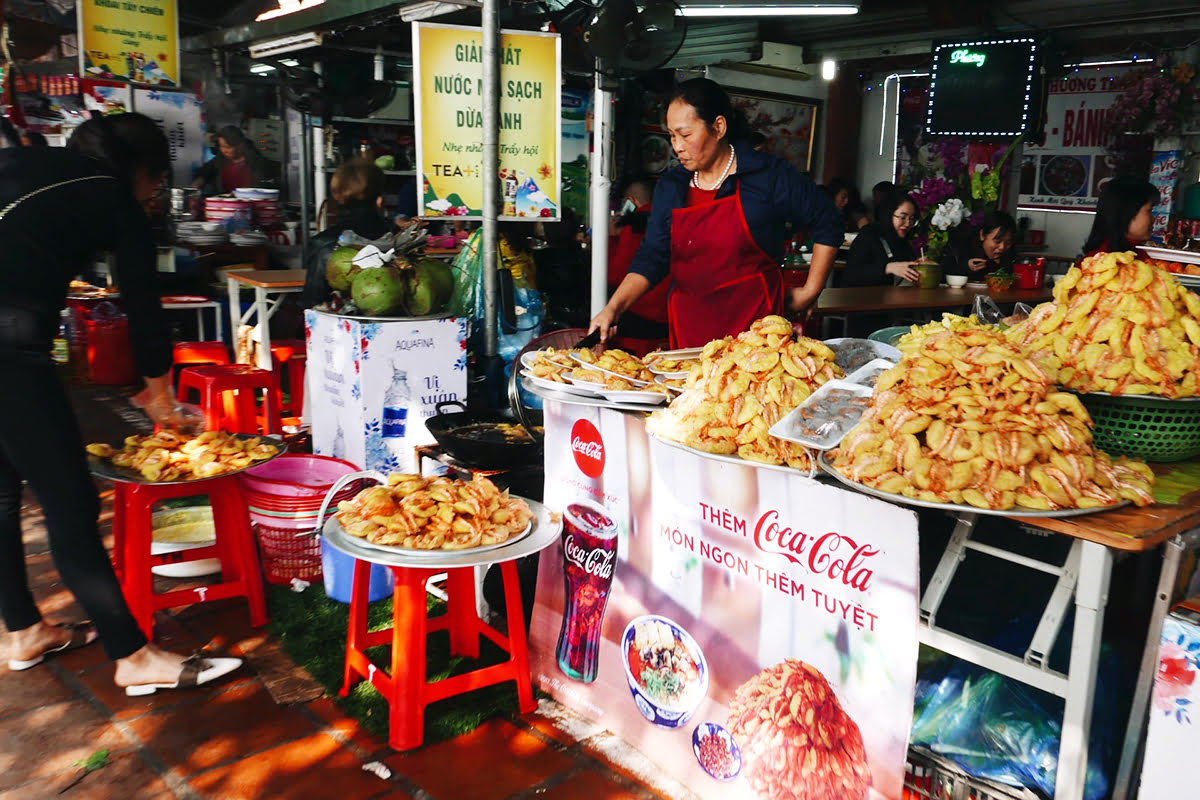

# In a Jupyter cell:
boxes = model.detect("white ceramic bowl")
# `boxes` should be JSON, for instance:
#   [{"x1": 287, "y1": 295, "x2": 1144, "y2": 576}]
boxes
[{"x1": 946, "y1": 275, "x2": 968, "y2": 288}]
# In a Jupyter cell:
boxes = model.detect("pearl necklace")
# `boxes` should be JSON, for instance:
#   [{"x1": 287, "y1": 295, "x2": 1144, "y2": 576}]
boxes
[{"x1": 691, "y1": 144, "x2": 735, "y2": 191}]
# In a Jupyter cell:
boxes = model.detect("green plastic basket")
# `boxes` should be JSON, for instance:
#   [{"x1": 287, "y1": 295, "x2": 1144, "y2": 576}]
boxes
[
  {"x1": 868, "y1": 326, "x2": 911, "y2": 346},
  {"x1": 1079, "y1": 392, "x2": 1200, "y2": 463}
]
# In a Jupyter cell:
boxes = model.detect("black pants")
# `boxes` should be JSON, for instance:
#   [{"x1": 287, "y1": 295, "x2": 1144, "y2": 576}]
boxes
[{"x1": 0, "y1": 352, "x2": 146, "y2": 660}]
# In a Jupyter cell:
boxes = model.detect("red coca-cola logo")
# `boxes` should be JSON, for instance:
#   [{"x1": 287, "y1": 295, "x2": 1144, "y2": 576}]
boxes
[
  {"x1": 753, "y1": 510, "x2": 879, "y2": 591},
  {"x1": 571, "y1": 418, "x2": 605, "y2": 478},
  {"x1": 563, "y1": 534, "x2": 616, "y2": 579}
]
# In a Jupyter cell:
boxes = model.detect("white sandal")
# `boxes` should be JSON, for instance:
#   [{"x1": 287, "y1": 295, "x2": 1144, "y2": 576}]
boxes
[
  {"x1": 123, "y1": 654, "x2": 243, "y2": 696},
  {"x1": 8, "y1": 622, "x2": 97, "y2": 671}
]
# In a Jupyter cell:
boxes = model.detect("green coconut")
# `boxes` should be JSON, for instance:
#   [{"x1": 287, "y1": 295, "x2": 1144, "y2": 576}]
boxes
[
  {"x1": 350, "y1": 267, "x2": 407, "y2": 316},
  {"x1": 405, "y1": 258, "x2": 455, "y2": 315},
  {"x1": 325, "y1": 246, "x2": 362, "y2": 292}
]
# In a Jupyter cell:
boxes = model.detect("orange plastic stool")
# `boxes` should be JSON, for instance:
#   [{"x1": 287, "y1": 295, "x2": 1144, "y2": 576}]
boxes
[
  {"x1": 341, "y1": 560, "x2": 536, "y2": 750},
  {"x1": 269, "y1": 339, "x2": 306, "y2": 418},
  {"x1": 172, "y1": 341, "x2": 232, "y2": 391},
  {"x1": 177, "y1": 364, "x2": 282, "y2": 435},
  {"x1": 110, "y1": 477, "x2": 268, "y2": 640}
]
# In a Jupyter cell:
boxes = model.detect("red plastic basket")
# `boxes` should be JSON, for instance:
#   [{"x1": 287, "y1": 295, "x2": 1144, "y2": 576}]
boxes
[{"x1": 254, "y1": 520, "x2": 322, "y2": 585}]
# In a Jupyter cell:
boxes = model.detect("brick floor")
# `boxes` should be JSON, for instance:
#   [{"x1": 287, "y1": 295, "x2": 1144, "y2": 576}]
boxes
[{"x1": 0, "y1": 489, "x2": 699, "y2": 800}]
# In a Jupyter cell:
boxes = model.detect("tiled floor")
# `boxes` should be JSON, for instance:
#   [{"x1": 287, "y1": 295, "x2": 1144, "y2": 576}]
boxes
[{"x1": 1, "y1": 492, "x2": 698, "y2": 800}]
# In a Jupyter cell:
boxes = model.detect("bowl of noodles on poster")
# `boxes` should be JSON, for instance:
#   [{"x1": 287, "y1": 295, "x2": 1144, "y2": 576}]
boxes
[{"x1": 621, "y1": 614, "x2": 709, "y2": 728}]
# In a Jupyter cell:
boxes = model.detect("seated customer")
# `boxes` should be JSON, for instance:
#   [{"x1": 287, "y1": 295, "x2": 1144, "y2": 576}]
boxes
[
  {"x1": 300, "y1": 159, "x2": 393, "y2": 308},
  {"x1": 608, "y1": 178, "x2": 668, "y2": 353},
  {"x1": 826, "y1": 177, "x2": 869, "y2": 232},
  {"x1": 942, "y1": 210, "x2": 1016, "y2": 278},
  {"x1": 842, "y1": 192, "x2": 920, "y2": 287},
  {"x1": 1081, "y1": 176, "x2": 1158, "y2": 256}
]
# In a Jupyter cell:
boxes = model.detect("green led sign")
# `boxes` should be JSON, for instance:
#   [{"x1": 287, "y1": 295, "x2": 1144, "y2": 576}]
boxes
[{"x1": 949, "y1": 48, "x2": 986, "y2": 67}]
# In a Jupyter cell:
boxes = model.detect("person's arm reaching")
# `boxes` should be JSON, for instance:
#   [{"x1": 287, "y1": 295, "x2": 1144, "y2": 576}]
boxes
[
  {"x1": 589, "y1": 273, "x2": 652, "y2": 342},
  {"x1": 776, "y1": 162, "x2": 842, "y2": 314},
  {"x1": 790, "y1": 243, "x2": 836, "y2": 317}
]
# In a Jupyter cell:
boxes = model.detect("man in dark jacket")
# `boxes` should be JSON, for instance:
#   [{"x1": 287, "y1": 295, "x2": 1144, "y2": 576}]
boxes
[{"x1": 300, "y1": 159, "x2": 394, "y2": 308}]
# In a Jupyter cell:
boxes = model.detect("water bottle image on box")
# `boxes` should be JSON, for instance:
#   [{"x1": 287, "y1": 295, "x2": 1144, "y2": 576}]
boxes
[{"x1": 382, "y1": 365, "x2": 412, "y2": 460}]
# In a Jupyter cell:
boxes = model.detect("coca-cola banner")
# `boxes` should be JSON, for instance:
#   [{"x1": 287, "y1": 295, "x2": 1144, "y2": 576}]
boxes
[
  {"x1": 529, "y1": 400, "x2": 921, "y2": 800},
  {"x1": 1018, "y1": 66, "x2": 1132, "y2": 212}
]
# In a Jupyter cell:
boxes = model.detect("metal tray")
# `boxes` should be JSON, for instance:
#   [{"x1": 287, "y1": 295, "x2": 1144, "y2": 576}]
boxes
[
  {"x1": 322, "y1": 497, "x2": 560, "y2": 568},
  {"x1": 88, "y1": 434, "x2": 287, "y2": 485},
  {"x1": 815, "y1": 452, "x2": 1128, "y2": 519},
  {"x1": 650, "y1": 432, "x2": 815, "y2": 477},
  {"x1": 1141, "y1": 245, "x2": 1200, "y2": 266},
  {"x1": 351, "y1": 519, "x2": 533, "y2": 558},
  {"x1": 521, "y1": 377, "x2": 664, "y2": 413}
]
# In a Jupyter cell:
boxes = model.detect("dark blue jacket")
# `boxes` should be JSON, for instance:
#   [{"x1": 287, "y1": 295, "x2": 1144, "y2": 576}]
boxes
[{"x1": 629, "y1": 140, "x2": 843, "y2": 286}]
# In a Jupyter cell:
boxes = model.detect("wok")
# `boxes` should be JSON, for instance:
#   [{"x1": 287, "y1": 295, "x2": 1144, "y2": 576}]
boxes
[{"x1": 425, "y1": 401, "x2": 543, "y2": 468}]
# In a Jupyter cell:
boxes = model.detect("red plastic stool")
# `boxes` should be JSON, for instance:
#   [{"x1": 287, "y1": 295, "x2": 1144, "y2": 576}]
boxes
[
  {"x1": 172, "y1": 341, "x2": 232, "y2": 391},
  {"x1": 110, "y1": 477, "x2": 267, "y2": 640},
  {"x1": 177, "y1": 364, "x2": 282, "y2": 435},
  {"x1": 341, "y1": 559, "x2": 536, "y2": 750},
  {"x1": 269, "y1": 339, "x2": 306, "y2": 418}
]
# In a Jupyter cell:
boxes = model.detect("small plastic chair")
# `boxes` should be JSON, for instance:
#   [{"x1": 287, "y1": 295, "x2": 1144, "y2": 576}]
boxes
[
  {"x1": 269, "y1": 339, "x2": 306, "y2": 418},
  {"x1": 177, "y1": 364, "x2": 282, "y2": 435},
  {"x1": 111, "y1": 476, "x2": 268, "y2": 640}
]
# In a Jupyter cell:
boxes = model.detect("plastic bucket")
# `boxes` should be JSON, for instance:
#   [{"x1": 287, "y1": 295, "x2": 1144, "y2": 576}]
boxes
[
  {"x1": 241, "y1": 455, "x2": 361, "y2": 497},
  {"x1": 1014, "y1": 261, "x2": 1044, "y2": 289},
  {"x1": 321, "y1": 539, "x2": 393, "y2": 603}
]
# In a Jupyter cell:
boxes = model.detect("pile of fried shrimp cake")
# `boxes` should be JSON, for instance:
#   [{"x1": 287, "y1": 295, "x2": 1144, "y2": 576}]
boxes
[
  {"x1": 86, "y1": 431, "x2": 278, "y2": 482},
  {"x1": 829, "y1": 325, "x2": 1155, "y2": 510},
  {"x1": 335, "y1": 473, "x2": 533, "y2": 551}
]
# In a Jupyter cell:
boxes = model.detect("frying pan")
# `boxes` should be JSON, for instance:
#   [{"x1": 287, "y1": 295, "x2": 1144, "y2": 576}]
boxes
[{"x1": 425, "y1": 401, "x2": 543, "y2": 468}]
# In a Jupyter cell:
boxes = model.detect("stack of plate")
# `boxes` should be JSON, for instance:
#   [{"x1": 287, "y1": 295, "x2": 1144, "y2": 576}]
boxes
[
  {"x1": 204, "y1": 195, "x2": 252, "y2": 224},
  {"x1": 175, "y1": 221, "x2": 229, "y2": 245},
  {"x1": 230, "y1": 231, "x2": 271, "y2": 246}
]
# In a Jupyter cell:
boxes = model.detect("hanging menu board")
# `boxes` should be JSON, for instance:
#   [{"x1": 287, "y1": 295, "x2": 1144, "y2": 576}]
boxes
[
  {"x1": 413, "y1": 22, "x2": 561, "y2": 220},
  {"x1": 77, "y1": 0, "x2": 179, "y2": 86},
  {"x1": 132, "y1": 89, "x2": 205, "y2": 188}
]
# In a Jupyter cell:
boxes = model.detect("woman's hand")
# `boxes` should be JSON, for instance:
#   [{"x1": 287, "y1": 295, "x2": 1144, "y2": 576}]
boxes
[
  {"x1": 789, "y1": 285, "x2": 821, "y2": 319},
  {"x1": 588, "y1": 305, "x2": 619, "y2": 343},
  {"x1": 967, "y1": 258, "x2": 988, "y2": 273},
  {"x1": 886, "y1": 261, "x2": 921, "y2": 283}
]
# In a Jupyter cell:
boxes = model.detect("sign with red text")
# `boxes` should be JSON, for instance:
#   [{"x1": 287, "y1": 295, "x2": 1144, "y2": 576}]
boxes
[
  {"x1": 1149, "y1": 149, "x2": 1183, "y2": 241},
  {"x1": 529, "y1": 401, "x2": 920, "y2": 800},
  {"x1": 1018, "y1": 66, "x2": 1131, "y2": 211}
]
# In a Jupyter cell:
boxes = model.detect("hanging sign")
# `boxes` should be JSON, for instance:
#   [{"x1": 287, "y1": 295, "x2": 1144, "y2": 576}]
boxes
[
  {"x1": 1018, "y1": 66, "x2": 1131, "y2": 212},
  {"x1": 77, "y1": 0, "x2": 179, "y2": 86},
  {"x1": 131, "y1": 89, "x2": 204, "y2": 187},
  {"x1": 529, "y1": 402, "x2": 921, "y2": 800},
  {"x1": 413, "y1": 22, "x2": 561, "y2": 220}
]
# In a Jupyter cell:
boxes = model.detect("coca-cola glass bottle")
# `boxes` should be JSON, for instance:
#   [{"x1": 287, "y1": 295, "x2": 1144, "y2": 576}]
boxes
[{"x1": 555, "y1": 500, "x2": 618, "y2": 683}]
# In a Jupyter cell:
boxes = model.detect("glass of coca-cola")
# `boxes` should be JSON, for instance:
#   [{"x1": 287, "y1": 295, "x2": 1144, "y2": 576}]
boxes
[{"x1": 555, "y1": 500, "x2": 618, "y2": 683}]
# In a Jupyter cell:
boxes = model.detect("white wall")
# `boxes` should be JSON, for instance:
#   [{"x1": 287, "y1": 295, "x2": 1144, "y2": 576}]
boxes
[
  {"x1": 855, "y1": 78, "x2": 1091, "y2": 263},
  {"x1": 706, "y1": 65, "x2": 830, "y2": 178}
]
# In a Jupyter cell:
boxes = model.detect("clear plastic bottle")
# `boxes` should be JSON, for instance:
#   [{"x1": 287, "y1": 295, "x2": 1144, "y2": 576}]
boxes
[{"x1": 382, "y1": 365, "x2": 412, "y2": 456}]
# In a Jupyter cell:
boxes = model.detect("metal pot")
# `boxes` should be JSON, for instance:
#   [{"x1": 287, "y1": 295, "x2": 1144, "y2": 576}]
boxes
[{"x1": 168, "y1": 187, "x2": 202, "y2": 220}]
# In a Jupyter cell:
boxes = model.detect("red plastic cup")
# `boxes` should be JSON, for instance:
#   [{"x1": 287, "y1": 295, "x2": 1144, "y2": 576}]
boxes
[{"x1": 1014, "y1": 261, "x2": 1044, "y2": 289}]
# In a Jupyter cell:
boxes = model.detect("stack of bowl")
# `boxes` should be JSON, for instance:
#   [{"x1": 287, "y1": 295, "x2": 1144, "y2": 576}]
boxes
[
  {"x1": 234, "y1": 188, "x2": 282, "y2": 229},
  {"x1": 204, "y1": 195, "x2": 251, "y2": 225}
]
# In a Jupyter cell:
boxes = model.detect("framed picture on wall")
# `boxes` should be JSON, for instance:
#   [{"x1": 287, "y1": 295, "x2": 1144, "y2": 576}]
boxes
[{"x1": 728, "y1": 89, "x2": 820, "y2": 173}]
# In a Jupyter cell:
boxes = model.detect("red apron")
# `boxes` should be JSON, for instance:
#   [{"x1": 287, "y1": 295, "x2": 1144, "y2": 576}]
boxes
[{"x1": 667, "y1": 183, "x2": 782, "y2": 348}]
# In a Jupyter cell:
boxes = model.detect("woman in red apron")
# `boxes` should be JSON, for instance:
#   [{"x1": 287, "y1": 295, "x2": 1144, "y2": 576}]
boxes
[{"x1": 589, "y1": 78, "x2": 843, "y2": 349}]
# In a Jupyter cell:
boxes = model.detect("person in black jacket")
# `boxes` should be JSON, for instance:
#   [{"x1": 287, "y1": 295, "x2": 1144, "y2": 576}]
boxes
[
  {"x1": 0, "y1": 114, "x2": 240, "y2": 693},
  {"x1": 842, "y1": 192, "x2": 921, "y2": 287},
  {"x1": 300, "y1": 159, "x2": 394, "y2": 308},
  {"x1": 941, "y1": 210, "x2": 1017, "y2": 278}
]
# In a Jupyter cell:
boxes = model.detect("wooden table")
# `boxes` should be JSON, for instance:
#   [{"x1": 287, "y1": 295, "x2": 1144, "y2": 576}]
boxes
[
  {"x1": 816, "y1": 284, "x2": 1054, "y2": 314},
  {"x1": 225, "y1": 269, "x2": 305, "y2": 370},
  {"x1": 920, "y1": 464, "x2": 1200, "y2": 800}
]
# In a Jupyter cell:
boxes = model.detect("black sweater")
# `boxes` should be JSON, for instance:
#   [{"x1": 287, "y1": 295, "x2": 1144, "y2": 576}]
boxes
[
  {"x1": 841, "y1": 222, "x2": 916, "y2": 287},
  {"x1": 0, "y1": 147, "x2": 170, "y2": 376}
]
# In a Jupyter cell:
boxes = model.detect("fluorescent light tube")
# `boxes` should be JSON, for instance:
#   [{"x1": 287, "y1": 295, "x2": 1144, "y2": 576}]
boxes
[{"x1": 678, "y1": 3, "x2": 858, "y2": 17}]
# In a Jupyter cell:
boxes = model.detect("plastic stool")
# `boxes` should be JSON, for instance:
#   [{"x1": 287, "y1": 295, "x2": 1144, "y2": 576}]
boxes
[
  {"x1": 178, "y1": 364, "x2": 282, "y2": 435},
  {"x1": 110, "y1": 477, "x2": 267, "y2": 640},
  {"x1": 172, "y1": 341, "x2": 231, "y2": 386},
  {"x1": 341, "y1": 559, "x2": 536, "y2": 750},
  {"x1": 270, "y1": 339, "x2": 306, "y2": 418}
]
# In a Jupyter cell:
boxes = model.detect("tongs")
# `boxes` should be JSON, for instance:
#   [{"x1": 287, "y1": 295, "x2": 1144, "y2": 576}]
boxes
[
  {"x1": 573, "y1": 328, "x2": 603, "y2": 349},
  {"x1": 302, "y1": 470, "x2": 387, "y2": 538}
]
